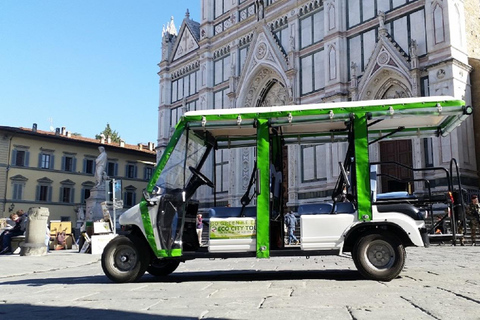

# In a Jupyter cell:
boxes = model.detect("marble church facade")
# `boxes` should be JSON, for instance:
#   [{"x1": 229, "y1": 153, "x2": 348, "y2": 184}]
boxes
[{"x1": 157, "y1": 0, "x2": 479, "y2": 209}]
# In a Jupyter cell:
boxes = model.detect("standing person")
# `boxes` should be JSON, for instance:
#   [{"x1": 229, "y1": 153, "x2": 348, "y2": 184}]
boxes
[
  {"x1": 284, "y1": 211, "x2": 299, "y2": 245},
  {"x1": 196, "y1": 213, "x2": 203, "y2": 246},
  {"x1": 466, "y1": 195, "x2": 480, "y2": 246}
]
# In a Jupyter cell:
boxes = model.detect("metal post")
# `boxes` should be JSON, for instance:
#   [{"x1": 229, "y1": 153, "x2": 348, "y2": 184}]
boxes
[{"x1": 112, "y1": 178, "x2": 116, "y2": 235}]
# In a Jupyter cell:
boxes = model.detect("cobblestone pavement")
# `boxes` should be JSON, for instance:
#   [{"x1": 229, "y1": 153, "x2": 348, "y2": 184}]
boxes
[{"x1": 0, "y1": 245, "x2": 479, "y2": 320}]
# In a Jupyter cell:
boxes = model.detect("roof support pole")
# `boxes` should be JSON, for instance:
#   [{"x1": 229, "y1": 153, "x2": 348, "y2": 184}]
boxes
[
  {"x1": 256, "y1": 119, "x2": 270, "y2": 258},
  {"x1": 354, "y1": 113, "x2": 372, "y2": 221}
]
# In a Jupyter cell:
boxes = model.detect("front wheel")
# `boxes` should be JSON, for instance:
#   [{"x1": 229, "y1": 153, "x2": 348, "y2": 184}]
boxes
[
  {"x1": 101, "y1": 235, "x2": 149, "y2": 283},
  {"x1": 352, "y1": 232, "x2": 405, "y2": 281},
  {"x1": 147, "y1": 259, "x2": 180, "y2": 277}
]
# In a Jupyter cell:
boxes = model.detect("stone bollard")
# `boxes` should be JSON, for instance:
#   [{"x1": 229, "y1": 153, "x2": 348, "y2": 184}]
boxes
[{"x1": 20, "y1": 207, "x2": 50, "y2": 256}]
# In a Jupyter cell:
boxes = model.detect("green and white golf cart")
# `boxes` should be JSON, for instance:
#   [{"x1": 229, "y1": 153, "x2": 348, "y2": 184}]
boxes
[{"x1": 101, "y1": 96, "x2": 471, "y2": 283}]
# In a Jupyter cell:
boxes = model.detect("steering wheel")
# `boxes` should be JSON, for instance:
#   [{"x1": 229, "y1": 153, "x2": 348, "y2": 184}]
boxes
[{"x1": 189, "y1": 166, "x2": 214, "y2": 188}]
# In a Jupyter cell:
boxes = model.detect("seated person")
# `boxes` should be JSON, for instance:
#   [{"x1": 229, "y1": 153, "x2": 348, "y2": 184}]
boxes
[
  {"x1": 5, "y1": 212, "x2": 19, "y2": 230},
  {"x1": 0, "y1": 210, "x2": 23, "y2": 254}
]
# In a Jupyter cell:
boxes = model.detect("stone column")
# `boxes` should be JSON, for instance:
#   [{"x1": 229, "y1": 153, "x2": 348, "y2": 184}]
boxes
[{"x1": 20, "y1": 207, "x2": 50, "y2": 256}]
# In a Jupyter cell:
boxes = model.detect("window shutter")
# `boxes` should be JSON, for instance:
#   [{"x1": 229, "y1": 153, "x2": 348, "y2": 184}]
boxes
[
  {"x1": 81, "y1": 189, "x2": 85, "y2": 203},
  {"x1": 83, "y1": 159, "x2": 86, "y2": 173},
  {"x1": 25, "y1": 151, "x2": 30, "y2": 166},
  {"x1": 133, "y1": 192, "x2": 137, "y2": 205},
  {"x1": 61, "y1": 156, "x2": 65, "y2": 171},
  {"x1": 114, "y1": 163, "x2": 118, "y2": 176},
  {"x1": 71, "y1": 188, "x2": 75, "y2": 203},
  {"x1": 125, "y1": 164, "x2": 128, "y2": 178},
  {"x1": 50, "y1": 155, "x2": 55, "y2": 170},
  {"x1": 73, "y1": 158, "x2": 77, "y2": 172},
  {"x1": 59, "y1": 188, "x2": 63, "y2": 202},
  {"x1": 36, "y1": 185, "x2": 40, "y2": 201},
  {"x1": 134, "y1": 166, "x2": 137, "y2": 178},
  {"x1": 143, "y1": 167, "x2": 147, "y2": 180},
  {"x1": 38, "y1": 153, "x2": 42, "y2": 167},
  {"x1": 48, "y1": 186, "x2": 52, "y2": 202},
  {"x1": 11, "y1": 150, "x2": 17, "y2": 165}
]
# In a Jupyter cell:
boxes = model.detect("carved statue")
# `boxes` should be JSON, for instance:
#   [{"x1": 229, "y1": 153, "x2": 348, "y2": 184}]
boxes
[
  {"x1": 350, "y1": 62, "x2": 358, "y2": 88},
  {"x1": 95, "y1": 146, "x2": 108, "y2": 187},
  {"x1": 409, "y1": 40, "x2": 418, "y2": 69},
  {"x1": 378, "y1": 11, "x2": 385, "y2": 29},
  {"x1": 76, "y1": 206, "x2": 85, "y2": 221}
]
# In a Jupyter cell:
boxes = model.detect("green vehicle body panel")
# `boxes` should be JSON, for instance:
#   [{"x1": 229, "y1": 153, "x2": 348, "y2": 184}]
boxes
[{"x1": 256, "y1": 118, "x2": 271, "y2": 258}]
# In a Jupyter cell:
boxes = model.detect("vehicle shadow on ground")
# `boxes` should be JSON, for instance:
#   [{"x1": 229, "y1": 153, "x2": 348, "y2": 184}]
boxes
[
  {"x1": 141, "y1": 269, "x2": 366, "y2": 283},
  {"x1": 0, "y1": 269, "x2": 366, "y2": 286},
  {"x1": 0, "y1": 304, "x2": 194, "y2": 320}
]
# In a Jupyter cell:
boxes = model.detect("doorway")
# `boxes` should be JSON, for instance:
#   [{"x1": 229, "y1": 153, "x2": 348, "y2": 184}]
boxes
[{"x1": 379, "y1": 140, "x2": 414, "y2": 193}]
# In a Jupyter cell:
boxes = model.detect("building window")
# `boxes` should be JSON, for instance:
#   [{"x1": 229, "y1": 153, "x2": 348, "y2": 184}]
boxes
[
  {"x1": 214, "y1": 54, "x2": 231, "y2": 85},
  {"x1": 214, "y1": 88, "x2": 229, "y2": 109},
  {"x1": 300, "y1": 49, "x2": 325, "y2": 96},
  {"x1": 347, "y1": 0, "x2": 415, "y2": 29},
  {"x1": 347, "y1": 28, "x2": 376, "y2": 75},
  {"x1": 61, "y1": 187, "x2": 73, "y2": 203},
  {"x1": 215, "y1": 149, "x2": 230, "y2": 193},
  {"x1": 59, "y1": 180, "x2": 75, "y2": 203},
  {"x1": 239, "y1": 3, "x2": 255, "y2": 21},
  {"x1": 12, "y1": 148, "x2": 30, "y2": 167},
  {"x1": 239, "y1": 45, "x2": 250, "y2": 74},
  {"x1": 83, "y1": 158, "x2": 95, "y2": 174},
  {"x1": 186, "y1": 99, "x2": 198, "y2": 112},
  {"x1": 300, "y1": 9, "x2": 324, "y2": 49},
  {"x1": 62, "y1": 155, "x2": 77, "y2": 172},
  {"x1": 420, "y1": 76, "x2": 429, "y2": 96},
  {"x1": 81, "y1": 181, "x2": 94, "y2": 204},
  {"x1": 423, "y1": 138, "x2": 434, "y2": 168},
  {"x1": 36, "y1": 178, "x2": 53, "y2": 202},
  {"x1": 12, "y1": 183, "x2": 24, "y2": 200},
  {"x1": 39, "y1": 152, "x2": 54, "y2": 170},
  {"x1": 301, "y1": 145, "x2": 327, "y2": 182},
  {"x1": 144, "y1": 166, "x2": 153, "y2": 181},
  {"x1": 10, "y1": 175, "x2": 27, "y2": 201},
  {"x1": 214, "y1": 0, "x2": 227, "y2": 18},
  {"x1": 170, "y1": 105, "x2": 184, "y2": 127},
  {"x1": 124, "y1": 186, "x2": 137, "y2": 207},
  {"x1": 171, "y1": 70, "x2": 198, "y2": 103},
  {"x1": 107, "y1": 161, "x2": 118, "y2": 177},
  {"x1": 272, "y1": 26, "x2": 289, "y2": 53},
  {"x1": 125, "y1": 163, "x2": 138, "y2": 179}
]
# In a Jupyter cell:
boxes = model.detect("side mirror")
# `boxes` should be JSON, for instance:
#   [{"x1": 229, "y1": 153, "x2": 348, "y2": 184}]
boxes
[{"x1": 143, "y1": 190, "x2": 158, "y2": 206}]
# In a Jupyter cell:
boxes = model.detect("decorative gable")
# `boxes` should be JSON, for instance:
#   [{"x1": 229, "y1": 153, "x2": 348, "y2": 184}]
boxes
[
  {"x1": 172, "y1": 21, "x2": 200, "y2": 61},
  {"x1": 357, "y1": 28, "x2": 414, "y2": 100}
]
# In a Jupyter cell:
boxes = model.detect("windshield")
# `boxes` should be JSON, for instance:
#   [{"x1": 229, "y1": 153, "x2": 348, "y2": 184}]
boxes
[{"x1": 156, "y1": 130, "x2": 208, "y2": 190}]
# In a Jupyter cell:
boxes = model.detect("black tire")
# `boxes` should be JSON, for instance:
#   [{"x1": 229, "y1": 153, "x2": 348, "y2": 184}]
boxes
[
  {"x1": 147, "y1": 259, "x2": 180, "y2": 277},
  {"x1": 352, "y1": 232, "x2": 406, "y2": 281},
  {"x1": 101, "y1": 235, "x2": 149, "y2": 283}
]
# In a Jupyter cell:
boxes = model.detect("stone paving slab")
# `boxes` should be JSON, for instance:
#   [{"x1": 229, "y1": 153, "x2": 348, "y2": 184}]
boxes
[{"x1": 0, "y1": 246, "x2": 479, "y2": 319}]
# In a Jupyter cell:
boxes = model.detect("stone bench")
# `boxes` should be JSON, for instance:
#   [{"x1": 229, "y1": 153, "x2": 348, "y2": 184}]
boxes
[{"x1": 11, "y1": 235, "x2": 25, "y2": 253}]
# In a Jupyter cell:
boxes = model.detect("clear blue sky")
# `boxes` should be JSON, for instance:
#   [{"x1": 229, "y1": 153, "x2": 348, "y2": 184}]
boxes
[{"x1": 0, "y1": 1, "x2": 200, "y2": 145}]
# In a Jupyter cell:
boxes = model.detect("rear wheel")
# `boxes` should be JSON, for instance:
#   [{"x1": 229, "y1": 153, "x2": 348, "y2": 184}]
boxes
[
  {"x1": 352, "y1": 232, "x2": 405, "y2": 281},
  {"x1": 147, "y1": 259, "x2": 180, "y2": 277},
  {"x1": 101, "y1": 235, "x2": 149, "y2": 283}
]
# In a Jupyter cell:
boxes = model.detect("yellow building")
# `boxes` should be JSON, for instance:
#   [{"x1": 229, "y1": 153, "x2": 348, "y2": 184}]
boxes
[{"x1": 0, "y1": 125, "x2": 156, "y2": 223}]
